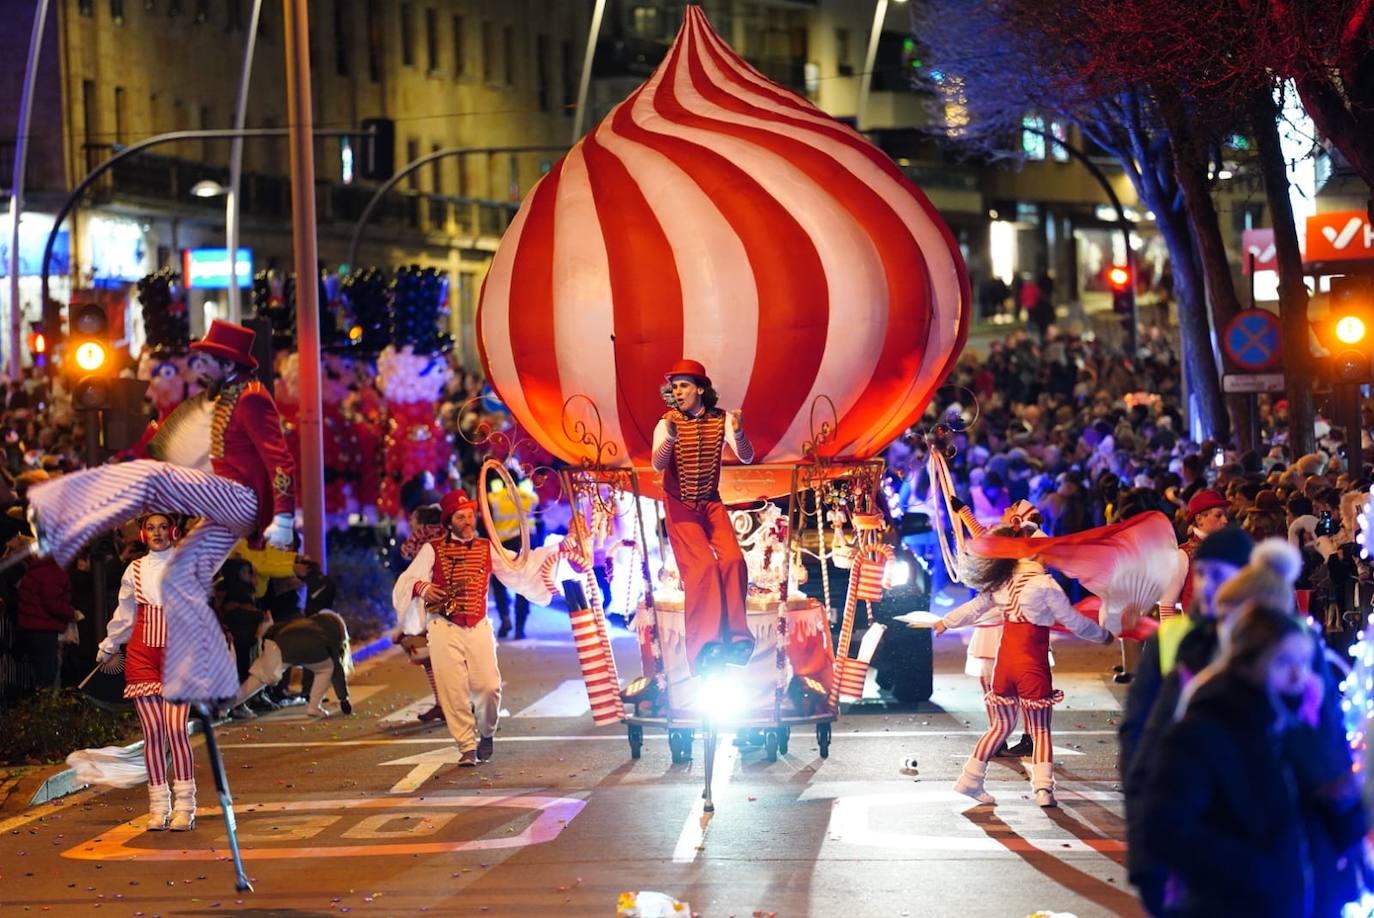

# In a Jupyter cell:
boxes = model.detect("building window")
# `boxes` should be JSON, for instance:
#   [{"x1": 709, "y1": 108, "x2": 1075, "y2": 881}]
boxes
[
  {"x1": 82, "y1": 80, "x2": 97, "y2": 143},
  {"x1": 113, "y1": 86, "x2": 127, "y2": 144},
  {"x1": 503, "y1": 26, "x2": 516, "y2": 85},
  {"x1": 340, "y1": 137, "x2": 354, "y2": 184},
  {"x1": 199, "y1": 104, "x2": 213, "y2": 160},
  {"x1": 194, "y1": 0, "x2": 208, "y2": 24},
  {"x1": 425, "y1": 8, "x2": 439, "y2": 73},
  {"x1": 79, "y1": 0, "x2": 93, "y2": 16},
  {"x1": 334, "y1": 0, "x2": 351, "y2": 76},
  {"x1": 481, "y1": 21, "x2": 495, "y2": 82},
  {"x1": 110, "y1": 0, "x2": 125, "y2": 23},
  {"x1": 405, "y1": 138, "x2": 419, "y2": 189},
  {"x1": 536, "y1": 34, "x2": 550, "y2": 112},
  {"x1": 560, "y1": 39, "x2": 575, "y2": 112},
  {"x1": 226, "y1": 0, "x2": 241, "y2": 31},
  {"x1": 835, "y1": 28, "x2": 852, "y2": 76},
  {"x1": 452, "y1": 14, "x2": 466, "y2": 77},
  {"x1": 457, "y1": 155, "x2": 470, "y2": 197},
  {"x1": 1021, "y1": 115, "x2": 1046, "y2": 161},
  {"x1": 1050, "y1": 120, "x2": 1071, "y2": 163},
  {"x1": 400, "y1": 3, "x2": 415, "y2": 67},
  {"x1": 630, "y1": 6, "x2": 660, "y2": 39},
  {"x1": 144, "y1": 0, "x2": 156, "y2": 11},
  {"x1": 168, "y1": 0, "x2": 181, "y2": 17},
  {"x1": 366, "y1": 0, "x2": 382, "y2": 82},
  {"x1": 431, "y1": 144, "x2": 443, "y2": 194}
]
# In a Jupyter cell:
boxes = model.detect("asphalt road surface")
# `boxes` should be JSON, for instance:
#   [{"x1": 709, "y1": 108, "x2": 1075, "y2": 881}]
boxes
[{"x1": 1, "y1": 601, "x2": 1140, "y2": 918}]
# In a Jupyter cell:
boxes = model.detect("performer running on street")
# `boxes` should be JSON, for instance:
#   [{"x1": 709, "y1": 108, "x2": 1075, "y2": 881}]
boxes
[
  {"x1": 29, "y1": 320, "x2": 296, "y2": 703},
  {"x1": 95, "y1": 513, "x2": 198, "y2": 831},
  {"x1": 651, "y1": 359, "x2": 755, "y2": 673},
  {"x1": 392, "y1": 490, "x2": 556, "y2": 767},
  {"x1": 936, "y1": 524, "x2": 1115, "y2": 807}
]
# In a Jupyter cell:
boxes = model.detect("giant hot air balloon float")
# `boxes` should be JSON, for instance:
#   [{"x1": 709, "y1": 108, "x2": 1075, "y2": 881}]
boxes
[{"x1": 475, "y1": 6, "x2": 972, "y2": 774}]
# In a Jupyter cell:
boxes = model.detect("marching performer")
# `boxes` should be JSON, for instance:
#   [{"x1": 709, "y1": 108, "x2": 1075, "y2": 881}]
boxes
[
  {"x1": 945, "y1": 496, "x2": 1041, "y2": 758},
  {"x1": 29, "y1": 320, "x2": 296, "y2": 702},
  {"x1": 651, "y1": 359, "x2": 755, "y2": 673},
  {"x1": 936, "y1": 524, "x2": 1115, "y2": 807},
  {"x1": 95, "y1": 513, "x2": 198, "y2": 831},
  {"x1": 392, "y1": 490, "x2": 556, "y2": 767}
]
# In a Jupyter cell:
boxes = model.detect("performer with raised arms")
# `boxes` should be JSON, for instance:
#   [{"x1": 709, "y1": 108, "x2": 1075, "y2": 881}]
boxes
[{"x1": 651, "y1": 359, "x2": 756, "y2": 674}]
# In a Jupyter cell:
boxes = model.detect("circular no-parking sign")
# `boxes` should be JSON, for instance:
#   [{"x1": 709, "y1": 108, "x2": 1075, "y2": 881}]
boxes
[{"x1": 1223, "y1": 309, "x2": 1282, "y2": 372}]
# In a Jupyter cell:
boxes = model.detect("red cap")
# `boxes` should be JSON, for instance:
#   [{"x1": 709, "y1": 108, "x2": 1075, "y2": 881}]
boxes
[
  {"x1": 664, "y1": 359, "x2": 711, "y2": 387},
  {"x1": 189, "y1": 320, "x2": 259, "y2": 369},
  {"x1": 440, "y1": 490, "x2": 477, "y2": 522},
  {"x1": 1187, "y1": 489, "x2": 1229, "y2": 521}
]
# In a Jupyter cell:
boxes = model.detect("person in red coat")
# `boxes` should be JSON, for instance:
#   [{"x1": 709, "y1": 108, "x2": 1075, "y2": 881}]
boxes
[
  {"x1": 27, "y1": 320, "x2": 296, "y2": 703},
  {"x1": 12, "y1": 519, "x2": 74, "y2": 691}
]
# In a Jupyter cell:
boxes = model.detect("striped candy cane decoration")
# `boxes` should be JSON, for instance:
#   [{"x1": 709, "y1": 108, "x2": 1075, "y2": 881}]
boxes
[{"x1": 570, "y1": 606, "x2": 623, "y2": 726}]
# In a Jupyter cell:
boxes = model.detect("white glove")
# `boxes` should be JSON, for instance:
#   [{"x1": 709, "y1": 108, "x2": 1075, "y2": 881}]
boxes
[{"x1": 264, "y1": 513, "x2": 295, "y2": 549}]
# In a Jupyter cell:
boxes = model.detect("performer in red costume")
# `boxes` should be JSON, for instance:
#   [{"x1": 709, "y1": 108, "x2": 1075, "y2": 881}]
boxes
[
  {"x1": 96, "y1": 513, "x2": 200, "y2": 831},
  {"x1": 936, "y1": 525, "x2": 1115, "y2": 807},
  {"x1": 393, "y1": 490, "x2": 557, "y2": 767},
  {"x1": 29, "y1": 320, "x2": 296, "y2": 703},
  {"x1": 651, "y1": 360, "x2": 755, "y2": 673}
]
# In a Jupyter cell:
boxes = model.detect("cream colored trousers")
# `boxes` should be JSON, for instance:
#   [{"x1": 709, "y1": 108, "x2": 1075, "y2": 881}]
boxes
[{"x1": 426, "y1": 615, "x2": 502, "y2": 752}]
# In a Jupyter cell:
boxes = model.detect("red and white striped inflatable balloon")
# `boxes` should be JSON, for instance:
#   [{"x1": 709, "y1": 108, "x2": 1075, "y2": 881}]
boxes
[{"x1": 479, "y1": 5, "x2": 970, "y2": 469}]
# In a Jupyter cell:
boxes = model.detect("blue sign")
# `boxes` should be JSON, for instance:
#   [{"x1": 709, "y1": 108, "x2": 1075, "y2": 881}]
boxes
[
  {"x1": 1223, "y1": 309, "x2": 1281, "y2": 372},
  {"x1": 182, "y1": 247, "x2": 252, "y2": 289}
]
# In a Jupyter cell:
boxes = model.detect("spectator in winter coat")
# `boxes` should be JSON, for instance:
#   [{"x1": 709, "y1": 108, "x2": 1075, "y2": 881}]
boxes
[
  {"x1": 12, "y1": 516, "x2": 74, "y2": 691},
  {"x1": 1142, "y1": 603, "x2": 1317, "y2": 917}
]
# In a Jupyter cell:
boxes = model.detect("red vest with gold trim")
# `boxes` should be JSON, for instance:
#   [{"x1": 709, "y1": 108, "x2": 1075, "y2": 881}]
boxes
[
  {"x1": 426, "y1": 536, "x2": 492, "y2": 627},
  {"x1": 662, "y1": 409, "x2": 726, "y2": 503}
]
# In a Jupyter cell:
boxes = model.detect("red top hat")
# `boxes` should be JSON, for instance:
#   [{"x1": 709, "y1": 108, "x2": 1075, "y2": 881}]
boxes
[
  {"x1": 440, "y1": 489, "x2": 477, "y2": 523},
  {"x1": 1186, "y1": 489, "x2": 1229, "y2": 521},
  {"x1": 190, "y1": 320, "x2": 259, "y2": 370},
  {"x1": 664, "y1": 359, "x2": 711, "y2": 387}
]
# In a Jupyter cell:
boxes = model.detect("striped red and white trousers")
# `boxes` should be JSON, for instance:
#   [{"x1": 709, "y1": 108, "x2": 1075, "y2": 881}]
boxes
[
  {"x1": 133, "y1": 696, "x2": 194, "y2": 785},
  {"x1": 29, "y1": 460, "x2": 257, "y2": 702}
]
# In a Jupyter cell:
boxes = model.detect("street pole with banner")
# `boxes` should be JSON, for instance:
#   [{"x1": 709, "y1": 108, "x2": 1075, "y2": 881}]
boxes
[{"x1": 282, "y1": 0, "x2": 326, "y2": 568}]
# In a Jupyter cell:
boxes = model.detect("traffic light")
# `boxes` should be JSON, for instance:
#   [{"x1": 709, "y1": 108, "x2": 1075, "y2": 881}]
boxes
[
  {"x1": 69, "y1": 303, "x2": 111, "y2": 375},
  {"x1": 360, "y1": 117, "x2": 395, "y2": 181},
  {"x1": 27, "y1": 323, "x2": 47, "y2": 368},
  {"x1": 1107, "y1": 265, "x2": 1133, "y2": 314},
  {"x1": 1322, "y1": 277, "x2": 1374, "y2": 383}
]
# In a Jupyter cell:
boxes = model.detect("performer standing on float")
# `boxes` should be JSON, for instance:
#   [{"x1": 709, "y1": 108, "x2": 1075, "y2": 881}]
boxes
[
  {"x1": 95, "y1": 513, "x2": 198, "y2": 831},
  {"x1": 936, "y1": 524, "x2": 1115, "y2": 807},
  {"x1": 28, "y1": 320, "x2": 296, "y2": 703},
  {"x1": 651, "y1": 360, "x2": 755, "y2": 673},
  {"x1": 393, "y1": 490, "x2": 557, "y2": 767}
]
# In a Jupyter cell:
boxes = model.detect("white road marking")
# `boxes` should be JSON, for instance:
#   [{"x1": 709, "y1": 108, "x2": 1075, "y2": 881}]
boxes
[
  {"x1": 380, "y1": 747, "x2": 469, "y2": 793},
  {"x1": 218, "y1": 729, "x2": 1117, "y2": 749},
  {"x1": 380, "y1": 698, "x2": 442, "y2": 725},
  {"x1": 510, "y1": 679, "x2": 593, "y2": 718},
  {"x1": 671, "y1": 741, "x2": 740, "y2": 864}
]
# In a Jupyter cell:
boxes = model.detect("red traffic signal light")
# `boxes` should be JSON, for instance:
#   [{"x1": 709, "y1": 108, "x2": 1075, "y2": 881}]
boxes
[
  {"x1": 1106, "y1": 265, "x2": 1132, "y2": 292},
  {"x1": 27, "y1": 330, "x2": 46, "y2": 355}
]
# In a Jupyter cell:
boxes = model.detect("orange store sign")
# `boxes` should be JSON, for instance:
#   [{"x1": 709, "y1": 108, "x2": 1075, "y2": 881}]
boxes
[{"x1": 1306, "y1": 211, "x2": 1374, "y2": 265}]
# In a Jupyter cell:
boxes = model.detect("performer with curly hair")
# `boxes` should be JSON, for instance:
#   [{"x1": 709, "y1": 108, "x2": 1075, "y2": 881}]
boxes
[
  {"x1": 936, "y1": 524, "x2": 1115, "y2": 807},
  {"x1": 651, "y1": 359, "x2": 755, "y2": 674}
]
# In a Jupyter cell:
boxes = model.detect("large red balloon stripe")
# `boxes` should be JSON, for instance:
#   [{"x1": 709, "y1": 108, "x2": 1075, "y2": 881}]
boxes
[{"x1": 478, "y1": 7, "x2": 970, "y2": 467}]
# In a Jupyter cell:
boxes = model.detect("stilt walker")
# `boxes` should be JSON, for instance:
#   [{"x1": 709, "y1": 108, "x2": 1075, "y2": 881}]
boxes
[
  {"x1": 651, "y1": 360, "x2": 755, "y2": 673},
  {"x1": 937, "y1": 524, "x2": 1115, "y2": 807},
  {"x1": 28, "y1": 320, "x2": 297, "y2": 704},
  {"x1": 96, "y1": 513, "x2": 197, "y2": 831},
  {"x1": 392, "y1": 490, "x2": 558, "y2": 767}
]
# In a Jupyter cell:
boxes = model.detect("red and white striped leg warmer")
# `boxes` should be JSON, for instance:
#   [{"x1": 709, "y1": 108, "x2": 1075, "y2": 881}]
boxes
[
  {"x1": 162, "y1": 700, "x2": 194, "y2": 783},
  {"x1": 135, "y1": 696, "x2": 168, "y2": 786},
  {"x1": 971, "y1": 698, "x2": 1019, "y2": 763},
  {"x1": 422, "y1": 659, "x2": 441, "y2": 705},
  {"x1": 1023, "y1": 703, "x2": 1054, "y2": 764}
]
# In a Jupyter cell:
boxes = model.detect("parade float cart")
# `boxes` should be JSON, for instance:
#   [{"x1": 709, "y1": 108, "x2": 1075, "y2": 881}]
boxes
[{"x1": 473, "y1": 4, "x2": 972, "y2": 815}]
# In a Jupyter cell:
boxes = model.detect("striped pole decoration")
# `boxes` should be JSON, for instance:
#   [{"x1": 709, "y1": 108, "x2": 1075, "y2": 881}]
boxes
[
  {"x1": 570, "y1": 606, "x2": 623, "y2": 726},
  {"x1": 477, "y1": 6, "x2": 970, "y2": 470}
]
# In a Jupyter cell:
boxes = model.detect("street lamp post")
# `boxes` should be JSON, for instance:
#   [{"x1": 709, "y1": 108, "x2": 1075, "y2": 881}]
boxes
[
  {"x1": 225, "y1": 0, "x2": 264, "y2": 323},
  {"x1": 6, "y1": 0, "x2": 53, "y2": 380},
  {"x1": 856, "y1": 0, "x2": 907, "y2": 132},
  {"x1": 572, "y1": 0, "x2": 608, "y2": 143},
  {"x1": 281, "y1": 0, "x2": 326, "y2": 569}
]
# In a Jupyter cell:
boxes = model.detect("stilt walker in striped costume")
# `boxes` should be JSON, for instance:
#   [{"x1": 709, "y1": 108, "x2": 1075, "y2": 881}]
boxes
[
  {"x1": 29, "y1": 320, "x2": 296, "y2": 704},
  {"x1": 652, "y1": 360, "x2": 755, "y2": 674},
  {"x1": 392, "y1": 490, "x2": 557, "y2": 768},
  {"x1": 935, "y1": 524, "x2": 1115, "y2": 807},
  {"x1": 96, "y1": 513, "x2": 199, "y2": 830}
]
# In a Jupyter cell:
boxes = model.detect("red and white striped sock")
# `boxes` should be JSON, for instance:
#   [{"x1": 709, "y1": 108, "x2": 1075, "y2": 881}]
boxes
[
  {"x1": 134, "y1": 696, "x2": 168, "y2": 786},
  {"x1": 1023, "y1": 704, "x2": 1053, "y2": 764}
]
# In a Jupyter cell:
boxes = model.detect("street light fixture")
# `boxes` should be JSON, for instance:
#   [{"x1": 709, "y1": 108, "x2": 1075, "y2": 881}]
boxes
[{"x1": 191, "y1": 179, "x2": 228, "y2": 198}]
